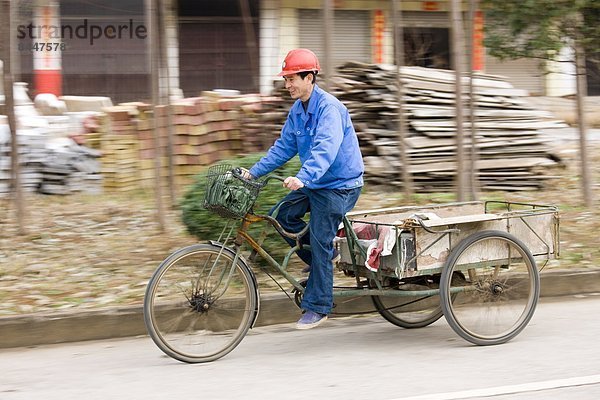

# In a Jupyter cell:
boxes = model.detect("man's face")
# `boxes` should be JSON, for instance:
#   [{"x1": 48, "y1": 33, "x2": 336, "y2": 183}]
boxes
[{"x1": 283, "y1": 73, "x2": 313, "y2": 101}]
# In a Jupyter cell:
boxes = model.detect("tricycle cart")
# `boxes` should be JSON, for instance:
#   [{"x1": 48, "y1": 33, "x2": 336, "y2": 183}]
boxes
[{"x1": 143, "y1": 166, "x2": 559, "y2": 363}]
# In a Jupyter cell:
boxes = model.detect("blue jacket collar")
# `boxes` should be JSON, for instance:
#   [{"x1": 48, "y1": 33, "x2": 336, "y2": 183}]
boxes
[{"x1": 295, "y1": 84, "x2": 321, "y2": 118}]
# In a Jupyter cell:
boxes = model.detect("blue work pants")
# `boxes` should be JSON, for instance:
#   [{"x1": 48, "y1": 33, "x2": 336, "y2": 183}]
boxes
[{"x1": 270, "y1": 187, "x2": 361, "y2": 315}]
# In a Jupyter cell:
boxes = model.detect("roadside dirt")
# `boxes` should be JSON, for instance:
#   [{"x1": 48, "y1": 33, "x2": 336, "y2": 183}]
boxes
[{"x1": 0, "y1": 142, "x2": 598, "y2": 316}]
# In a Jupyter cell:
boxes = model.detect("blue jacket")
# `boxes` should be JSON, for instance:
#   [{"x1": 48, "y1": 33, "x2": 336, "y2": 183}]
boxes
[{"x1": 249, "y1": 84, "x2": 364, "y2": 189}]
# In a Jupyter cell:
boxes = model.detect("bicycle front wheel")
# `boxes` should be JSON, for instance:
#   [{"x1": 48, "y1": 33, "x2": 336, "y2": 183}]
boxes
[
  {"x1": 440, "y1": 230, "x2": 539, "y2": 346},
  {"x1": 144, "y1": 243, "x2": 258, "y2": 363}
]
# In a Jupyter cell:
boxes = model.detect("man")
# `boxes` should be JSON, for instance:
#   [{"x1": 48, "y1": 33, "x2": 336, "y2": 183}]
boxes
[{"x1": 245, "y1": 48, "x2": 364, "y2": 330}]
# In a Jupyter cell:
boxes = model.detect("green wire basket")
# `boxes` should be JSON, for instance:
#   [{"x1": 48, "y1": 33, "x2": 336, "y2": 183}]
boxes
[{"x1": 203, "y1": 164, "x2": 264, "y2": 219}]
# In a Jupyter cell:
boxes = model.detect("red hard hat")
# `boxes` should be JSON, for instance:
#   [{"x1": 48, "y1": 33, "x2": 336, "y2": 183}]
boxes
[{"x1": 278, "y1": 48, "x2": 321, "y2": 76}]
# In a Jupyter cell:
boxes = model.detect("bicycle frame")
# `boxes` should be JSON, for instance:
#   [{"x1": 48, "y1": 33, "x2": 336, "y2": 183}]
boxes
[{"x1": 231, "y1": 212, "x2": 472, "y2": 298}]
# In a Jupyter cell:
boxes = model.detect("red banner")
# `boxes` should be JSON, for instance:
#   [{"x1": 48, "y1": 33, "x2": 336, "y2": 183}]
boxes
[
  {"x1": 373, "y1": 10, "x2": 385, "y2": 63},
  {"x1": 472, "y1": 10, "x2": 485, "y2": 71},
  {"x1": 422, "y1": 2, "x2": 440, "y2": 11}
]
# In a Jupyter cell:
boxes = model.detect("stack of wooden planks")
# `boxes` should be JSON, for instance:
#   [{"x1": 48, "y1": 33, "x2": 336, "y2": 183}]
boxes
[{"x1": 329, "y1": 63, "x2": 567, "y2": 192}]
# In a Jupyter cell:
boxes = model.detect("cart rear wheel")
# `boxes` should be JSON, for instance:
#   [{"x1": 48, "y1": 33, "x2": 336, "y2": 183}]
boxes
[
  {"x1": 144, "y1": 244, "x2": 258, "y2": 363},
  {"x1": 372, "y1": 277, "x2": 444, "y2": 328},
  {"x1": 372, "y1": 273, "x2": 462, "y2": 329},
  {"x1": 440, "y1": 230, "x2": 539, "y2": 345}
]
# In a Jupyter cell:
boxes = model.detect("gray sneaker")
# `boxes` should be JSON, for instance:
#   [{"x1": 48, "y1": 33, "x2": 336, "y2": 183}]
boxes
[{"x1": 296, "y1": 310, "x2": 328, "y2": 330}]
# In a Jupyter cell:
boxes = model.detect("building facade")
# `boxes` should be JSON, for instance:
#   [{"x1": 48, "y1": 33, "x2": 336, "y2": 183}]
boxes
[{"x1": 12, "y1": 0, "x2": 597, "y2": 103}]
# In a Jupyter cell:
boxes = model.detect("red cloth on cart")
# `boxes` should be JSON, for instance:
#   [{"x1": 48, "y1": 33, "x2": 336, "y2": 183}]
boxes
[
  {"x1": 336, "y1": 223, "x2": 392, "y2": 272},
  {"x1": 336, "y1": 222, "x2": 377, "y2": 240}
]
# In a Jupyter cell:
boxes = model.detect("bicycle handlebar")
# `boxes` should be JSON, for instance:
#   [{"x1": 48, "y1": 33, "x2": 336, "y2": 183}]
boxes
[
  {"x1": 264, "y1": 174, "x2": 286, "y2": 184},
  {"x1": 232, "y1": 167, "x2": 285, "y2": 186}
]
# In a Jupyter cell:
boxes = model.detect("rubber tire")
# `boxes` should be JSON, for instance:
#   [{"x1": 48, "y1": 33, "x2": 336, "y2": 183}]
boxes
[
  {"x1": 372, "y1": 277, "x2": 445, "y2": 328},
  {"x1": 143, "y1": 243, "x2": 258, "y2": 363},
  {"x1": 440, "y1": 230, "x2": 539, "y2": 346}
]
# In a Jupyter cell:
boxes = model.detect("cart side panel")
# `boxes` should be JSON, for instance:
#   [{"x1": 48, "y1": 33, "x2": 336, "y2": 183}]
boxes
[
  {"x1": 414, "y1": 225, "x2": 474, "y2": 272},
  {"x1": 504, "y1": 213, "x2": 558, "y2": 258},
  {"x1": 415, "y1": 213, "x2": 558, "y2": 273}
]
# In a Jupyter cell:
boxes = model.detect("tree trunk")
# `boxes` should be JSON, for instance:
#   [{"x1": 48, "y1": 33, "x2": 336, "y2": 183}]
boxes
[
  {"x1": 1, "y1": 0, "x2": 26, "y2": 235},
  {"x1": 239, "y1": 0, "x2": 259, "y2": 91},
  {"x1": 467, "y1": 0, "x2": 480, "y2": 201},
  {"x1": 392, "y1": 0, "x2": 413, "y2": 199},
  {"x1": 449, "y1": 0, "x2": 467, "y2": 201},
  {"x1": 322, "y1": 0, "x2": 333, "y2": 90},
  {"x1": 146, "y1": 0, "x2": 165, "y2": 231},
  {"x1": 158, "y1": 0, "x2": 176, "y2": 207},
  {"x1": 574, "y1": 39, "x2": 593, "y2": 207}
]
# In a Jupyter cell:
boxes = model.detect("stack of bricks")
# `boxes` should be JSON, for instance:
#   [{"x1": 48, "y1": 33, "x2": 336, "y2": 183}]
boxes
[
  {"x1": 130, "y1": 103, "x2": 164, "y2": 190},
  {"x1": 81, "y1": 114, "x2": 102, "y2": 150},
  {"x1": 238, "y1": 97, "x2": 269, "y2": 153},
  {"x1": 168, "y1": 92, "x2": 243, "y2": 187},
  {"x1": 87, "y1": 92, "x2": 278, "y2": 194},
  {"x1": 98, "y1": 106, "x2": 140, "y2": 193}
]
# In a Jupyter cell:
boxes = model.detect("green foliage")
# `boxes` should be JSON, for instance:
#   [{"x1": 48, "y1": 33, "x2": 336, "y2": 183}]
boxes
[
  {"x1": 180, "y1": 153, "x2": 303, "y2": 263},
  {"x1": 581, "y1": 3, "x2": 600, "y2": 63},
  {"x1": 482, "y1": 0, "x2": 600, "y2": 61}
]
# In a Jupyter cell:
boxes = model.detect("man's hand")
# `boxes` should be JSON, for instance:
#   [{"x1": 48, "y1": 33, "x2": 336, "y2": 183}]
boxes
[
  {"x1": 239, "y1": 167, "x2": 253, "y2": 180},
  {"x1": 283, "y1": 176, "x2": 305, "y2": 191}
]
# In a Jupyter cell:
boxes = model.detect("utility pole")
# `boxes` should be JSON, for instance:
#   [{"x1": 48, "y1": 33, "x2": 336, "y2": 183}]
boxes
[
  {"x1": 322, "y1": 0, "x2": 333, "y2": 90},
  {"x1": 1, "y1": 0, "x2": 26, "y2": 235},
  {"x1": 392, "y1": 0, "x2": 413, "y2": 199},
  {"x1": 449, "y1": 0, "x2": 467, "y2": 201}
]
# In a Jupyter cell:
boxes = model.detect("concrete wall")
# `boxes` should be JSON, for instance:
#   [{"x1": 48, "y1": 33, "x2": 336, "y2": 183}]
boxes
[{"x1": 545, "y1": 46, "x2": 576, "y2": 97}]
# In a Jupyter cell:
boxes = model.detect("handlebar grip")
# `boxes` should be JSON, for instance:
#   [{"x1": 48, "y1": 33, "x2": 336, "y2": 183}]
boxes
[
  {"x1": 232, "y1": 167, "x2": 255, "y2": 182},
  {"x1": 232, "y1": 167, "x2": 243, "y2": 178}
]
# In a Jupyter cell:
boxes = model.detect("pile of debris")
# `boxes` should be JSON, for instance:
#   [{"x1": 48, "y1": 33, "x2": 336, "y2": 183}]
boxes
[
  {"x1": 39, "y1": 139, "x2": 102, "y2": 195},
  {"x1": 1, "y1": 84, "x2": 104, "y2": 197},
  {"x1": 0, "y1": 124, "x2": 102, "y2": 197},
  {"x1": 0, "y1": 126, "x2": 44, "y2": 194},
  {"x1": 330, "y1": 62, "x2": 567, "y2": 191}
]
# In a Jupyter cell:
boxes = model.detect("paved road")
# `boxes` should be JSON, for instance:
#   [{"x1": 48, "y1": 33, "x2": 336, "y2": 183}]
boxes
[{"x1": 1, "y1": 295, "x2": 600, "y2": 400}]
